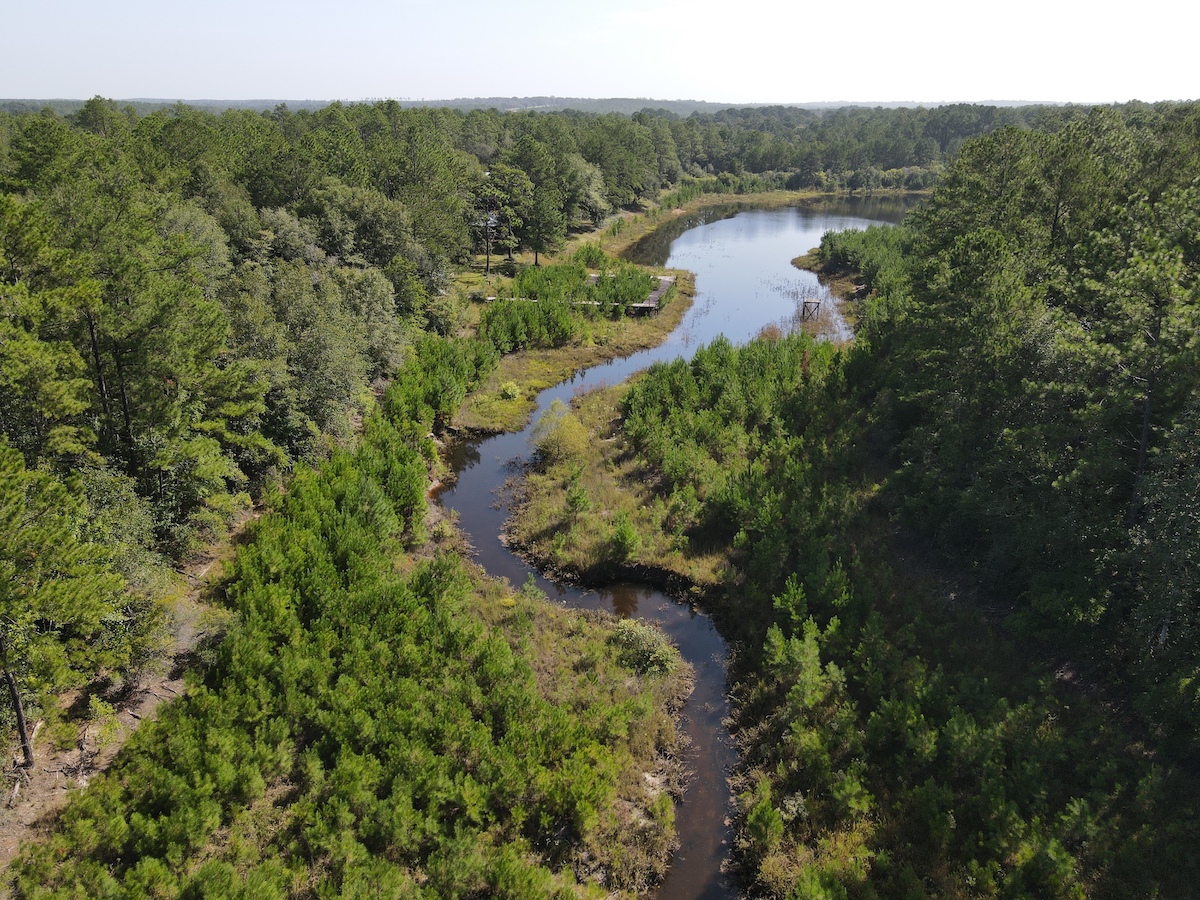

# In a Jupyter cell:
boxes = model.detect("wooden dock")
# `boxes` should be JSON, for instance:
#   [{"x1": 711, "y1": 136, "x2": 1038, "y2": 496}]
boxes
[{"x1": 631, "y1": 276, "x2": 676, "y2": 315}]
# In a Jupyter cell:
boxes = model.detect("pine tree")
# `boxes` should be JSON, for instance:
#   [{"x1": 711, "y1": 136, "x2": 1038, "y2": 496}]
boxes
[{"x1": 1, "y1": 440, "x2": 125, "y2": 767}]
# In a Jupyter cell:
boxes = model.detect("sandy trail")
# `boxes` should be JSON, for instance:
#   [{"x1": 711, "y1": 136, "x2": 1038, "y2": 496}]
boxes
[{"x1": 0, "y1": 533, "x2": 241, "y2": 883}]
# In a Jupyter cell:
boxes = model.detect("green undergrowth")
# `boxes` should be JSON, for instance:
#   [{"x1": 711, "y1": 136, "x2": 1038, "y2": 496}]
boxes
[{"x1": 8, "y1": 336, "x2": 692, "y2": 900}]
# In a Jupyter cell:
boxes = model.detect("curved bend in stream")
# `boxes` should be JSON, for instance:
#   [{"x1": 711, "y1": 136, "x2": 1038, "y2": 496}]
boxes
[{"x1": 438, "y1": 198, "x2": 912, "y2": 899}]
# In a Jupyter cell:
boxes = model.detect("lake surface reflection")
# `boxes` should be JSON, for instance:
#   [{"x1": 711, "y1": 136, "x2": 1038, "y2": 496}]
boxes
[{"x1": 438, "y1": 197, "x2": 917, "y2": 899}]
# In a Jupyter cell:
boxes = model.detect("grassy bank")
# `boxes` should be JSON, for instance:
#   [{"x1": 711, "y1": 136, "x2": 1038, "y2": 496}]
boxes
[
  {"x1": 791, "y1": 249, "x2": 869, "y2": 332},
  {"x1": 502, "y1": 378, "x2": 726, "y2": 595},
  {"x1": 791, "y1": 249, "x2": 858, "y2": 294},
  {"x1": 471, "y1": 579, "x2": 695, "y2": 892}
]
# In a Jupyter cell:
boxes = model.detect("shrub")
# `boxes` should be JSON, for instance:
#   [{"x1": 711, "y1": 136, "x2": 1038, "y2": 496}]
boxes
[
  {"x1": 530, "y1": 400, "x2": 589, "y2": 463},
  {"x1": 610, "y1": 511, "x2": 641, "y2": 562},
  {"x1": 572, "y1": 242, "x2": 607, "y2": 268},
  {"x1": 610, "y1": 619, "x2": 675, "y2": 674}
]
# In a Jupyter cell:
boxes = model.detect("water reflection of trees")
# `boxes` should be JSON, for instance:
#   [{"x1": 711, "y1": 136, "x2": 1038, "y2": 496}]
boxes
[{"x1": 625, "y1": 196, "x2": 923, "y2": 268}]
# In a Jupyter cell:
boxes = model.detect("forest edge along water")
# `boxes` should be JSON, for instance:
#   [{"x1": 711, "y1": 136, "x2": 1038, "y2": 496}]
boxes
[{"x1": 436, "y1": 197, "x2": 916, "y2": 899}]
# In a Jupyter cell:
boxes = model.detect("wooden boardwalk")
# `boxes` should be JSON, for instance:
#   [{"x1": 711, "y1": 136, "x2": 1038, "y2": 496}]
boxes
[{"x1": 486, "y1": 274, "x2": 676, "y2": 315}]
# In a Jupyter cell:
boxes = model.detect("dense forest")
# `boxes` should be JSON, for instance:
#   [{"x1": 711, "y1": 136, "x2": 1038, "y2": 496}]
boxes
[
  {"x1": 607, "y1": 105, "x2": 1200, "y2": 897},
  {"x1": 818, "y1": 105, "x2": 1200, "y2": 746},
  {"x1": 0, "y1": 94, "x2": 1069, "y2": 721},
  {"x1": 2, "y1": 95, "x2": 1199, "y2": 897}
]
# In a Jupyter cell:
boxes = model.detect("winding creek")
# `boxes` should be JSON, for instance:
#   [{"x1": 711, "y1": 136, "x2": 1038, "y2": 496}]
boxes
[{"x1": 437, "y1": 197, "x2": 915, "y2": 899}]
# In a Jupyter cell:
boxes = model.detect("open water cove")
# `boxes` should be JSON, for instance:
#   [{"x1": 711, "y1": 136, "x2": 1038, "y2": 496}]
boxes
[{"x1": 437, "y1": 197, "x2": 916, "y2": 899}]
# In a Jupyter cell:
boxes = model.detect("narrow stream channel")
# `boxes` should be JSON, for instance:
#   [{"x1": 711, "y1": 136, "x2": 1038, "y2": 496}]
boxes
[{"x1": 437, "y1": 198, "x2": 914, "y2": 899}]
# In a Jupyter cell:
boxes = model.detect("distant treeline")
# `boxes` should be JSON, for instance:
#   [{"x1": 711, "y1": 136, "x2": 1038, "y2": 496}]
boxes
[
  {"x1": 0, "y1": 99, "x2": 335, "y2": 116},
  {"x1": 1, "y1": 95, "x2": 1070, "y2": 118},
  {"x1": 6, "y1": 96, "x2": 1192, "y2": 199}
]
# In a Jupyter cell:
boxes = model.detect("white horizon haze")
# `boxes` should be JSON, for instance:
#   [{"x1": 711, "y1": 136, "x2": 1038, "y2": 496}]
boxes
[{"x1": 2, "y1": 0, "x2": 1196, "y2": 106}]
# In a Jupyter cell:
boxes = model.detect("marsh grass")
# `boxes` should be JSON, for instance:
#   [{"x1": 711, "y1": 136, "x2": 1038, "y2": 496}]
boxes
[
  {"x1": 471, "y1": 578, "x2": 694, "y2": 892},
  {"x1": 791, "y1": 250, "x2": 865, "y2": 331},
  {"x1": 503, "y1": 378, "x2": 725, "y2": 590}
]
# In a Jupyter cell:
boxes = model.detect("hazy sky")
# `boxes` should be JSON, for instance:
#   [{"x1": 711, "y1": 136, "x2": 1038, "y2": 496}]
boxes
[{"x1": 3, "y1": 0, "x2": 1196, "y2": 105}]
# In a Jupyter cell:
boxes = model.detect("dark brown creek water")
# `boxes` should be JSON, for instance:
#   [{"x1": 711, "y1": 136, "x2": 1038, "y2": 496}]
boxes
[{"x1": 437, "y1": 198, "x2": 915, "y2": 899}]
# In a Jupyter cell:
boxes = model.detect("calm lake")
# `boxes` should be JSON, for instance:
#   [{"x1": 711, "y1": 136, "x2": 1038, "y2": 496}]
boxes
[{"x1": 438, "y1": 197, "x2": 916, "y2": 899}]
